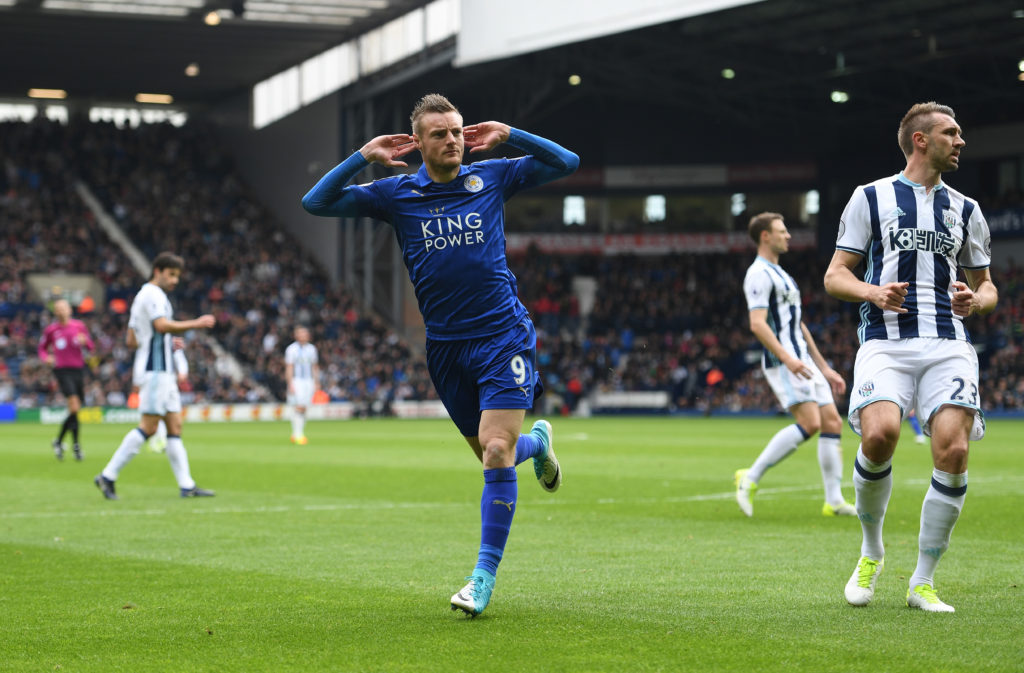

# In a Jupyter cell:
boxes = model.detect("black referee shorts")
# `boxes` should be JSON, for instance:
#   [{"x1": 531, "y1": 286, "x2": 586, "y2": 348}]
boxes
[{"x1": 54, "y1": 367, "x2": 85, "y2": 399}]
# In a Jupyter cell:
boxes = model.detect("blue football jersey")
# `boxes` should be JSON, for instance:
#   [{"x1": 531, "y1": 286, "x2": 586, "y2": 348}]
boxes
[
  {"x1": 302, "y1": 129, "x2": 579, "y2": 340},
  {"x1": 353, "y1": 158, "x2": 533, "y2": 340}
]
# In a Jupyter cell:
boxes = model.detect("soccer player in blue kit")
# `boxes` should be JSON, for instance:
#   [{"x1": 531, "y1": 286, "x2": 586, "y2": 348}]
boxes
[{"x1": 301, "y1": 93, "x2": 579, "y2": 616}]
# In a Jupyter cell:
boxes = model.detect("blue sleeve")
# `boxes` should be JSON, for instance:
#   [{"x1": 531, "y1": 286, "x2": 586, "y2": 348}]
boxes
[
  {"x1": 505, "y1": 128, "x2": 579, "y2": 191},
  {"x1": 301, "y1": 152, "x2": 384, "y2": 218}
]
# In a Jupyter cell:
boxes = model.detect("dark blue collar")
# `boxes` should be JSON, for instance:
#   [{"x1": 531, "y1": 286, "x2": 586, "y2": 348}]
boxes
[{"x1": 412, "y1": 162, "x2": 469, "y2": 188}]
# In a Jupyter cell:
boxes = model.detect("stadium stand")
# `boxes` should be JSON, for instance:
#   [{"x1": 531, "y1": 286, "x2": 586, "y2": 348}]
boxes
[
  {"x1": 2, "y1": 117, "x2": 437, "y2": 411},
  {"x1": 3, "y1": 116, "x2": 1023, "y2": 416},
  {"x1": 513, "y1": 246, "x2": 1021, "y2": 415}
]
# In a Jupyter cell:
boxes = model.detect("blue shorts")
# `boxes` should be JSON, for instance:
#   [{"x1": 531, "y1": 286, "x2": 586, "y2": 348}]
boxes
[{"x1": 426, "y1": 319, "x2": 543, "y2": 437}]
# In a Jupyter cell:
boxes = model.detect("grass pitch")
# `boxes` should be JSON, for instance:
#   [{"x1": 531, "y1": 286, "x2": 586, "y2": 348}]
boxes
[{"x1": 2, "y1": 416, "x2": 1022, "y2": 672}]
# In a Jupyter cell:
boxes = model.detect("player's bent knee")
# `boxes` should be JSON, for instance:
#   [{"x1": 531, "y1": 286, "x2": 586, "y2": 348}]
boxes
[
  {"x1": 821, "y1": 419, "x2": 844, "y2": 435},
  {"x1": 820, "y1": 408, "x2": 843, "y2": 434},
  {"x1": 936, "y1": 442, "x2": 969, "y2": 471},
  {"x1": 481, "y1": 437, "x2": 515, "y2": 467},
  {"x1": 801, "y1": 419, "x2": 822, "y2": 437},
  {"x1": 861, "y1": 425, "x2": 900, "y2": 453}
]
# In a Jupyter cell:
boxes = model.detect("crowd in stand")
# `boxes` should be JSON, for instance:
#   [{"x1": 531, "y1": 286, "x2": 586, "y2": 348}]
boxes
[
  {"x1": 513, "y1": 246, "x2": 1024, "y2": 415},
  {"x1": 1, "y1": 118, "x2": 436, "y2": 411},
  {"x1": 70, "y1": 120, "x2": 436, "y2": 410},
  {"x1": 1, "y1": 120, "x2": 136, "y2": 407},
  {"x1": 4, "y1": 116, "x2": 1024, "y2": 416}
]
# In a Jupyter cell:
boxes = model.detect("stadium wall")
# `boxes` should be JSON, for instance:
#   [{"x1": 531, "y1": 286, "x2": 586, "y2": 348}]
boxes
[{"x1": 214, "y1": 93, "x2": 343, "y2": 284}]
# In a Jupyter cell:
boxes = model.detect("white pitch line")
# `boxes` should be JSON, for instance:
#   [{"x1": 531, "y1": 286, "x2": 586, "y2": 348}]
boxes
[
  {"x1": 2, "y1": 475, "x2": 1020, "y2": 520},
  {"x1": 0, "y1": 501, "x2": 465, "y2": 520}
]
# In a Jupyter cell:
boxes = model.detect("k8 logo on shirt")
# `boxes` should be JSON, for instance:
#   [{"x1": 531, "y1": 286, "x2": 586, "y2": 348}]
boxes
[{"x1": 886, "y1": 226, "x2": 960, "y2": 259}]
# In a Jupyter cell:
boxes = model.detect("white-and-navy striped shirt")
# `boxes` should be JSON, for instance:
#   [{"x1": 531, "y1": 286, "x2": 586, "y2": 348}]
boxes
[
  {"x1": 128, "y1": 282, "x2": 175, "y2": 383},
  {"x1": 285, "y1": 342, "x2": 318, "y2": 380},
  {"x1": 743, "y1": 256, "x2": 807, "y2": 369},
  {"x1": 836, "y1": 173, "x2": 991, "y2": 343}
]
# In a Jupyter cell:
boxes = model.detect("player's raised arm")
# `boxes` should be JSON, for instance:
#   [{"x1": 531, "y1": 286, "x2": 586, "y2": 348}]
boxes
[
  {"x1": 463, "y1": 121, "x2": 511, "y2": 154},
  {"x1": 465, "y1": 122, "x2": 580, "y2": 187},
  {"x1": 361, "y1": 133, "x2": 417, "y2": 167},
  {"x1": 301, "y1": 133, "x2": 415, "y2": 217}
]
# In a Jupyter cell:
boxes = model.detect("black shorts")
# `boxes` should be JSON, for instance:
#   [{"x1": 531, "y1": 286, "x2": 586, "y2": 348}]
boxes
[{"x1": 54, "y1": 367, "x2": 85, "y2": 399}]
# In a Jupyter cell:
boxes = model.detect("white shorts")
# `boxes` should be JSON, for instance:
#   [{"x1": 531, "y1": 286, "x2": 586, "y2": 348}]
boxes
[
  {"x1": 288, "y1": 379, "x2": 314, "y2": 407},
  {"x1": 849, "y1": 337, "x2": 984, "y2": 440},
  {"x1": 138, "y1": 372, "x2": 182, "y2": 416},
  {"x1": 763, "y1": 358, "x2": 835, "y2": 410}
]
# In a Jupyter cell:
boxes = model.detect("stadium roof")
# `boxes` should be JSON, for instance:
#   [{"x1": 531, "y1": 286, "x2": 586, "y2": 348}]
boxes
[
  {"x1": 0, "y1": 0, "x2": 1021, "y2": 163},
  {"x1": 0, "y1": 0, "x2": 431, "y2": 104},
  {"x1": 381, "y1": 0, "x2": 1024, "y2": 165}
]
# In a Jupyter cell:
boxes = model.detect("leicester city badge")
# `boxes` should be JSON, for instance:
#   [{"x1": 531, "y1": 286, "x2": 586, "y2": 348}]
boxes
[{"x1": 464, "y1": 175, "x2": 484, "y2": 193}]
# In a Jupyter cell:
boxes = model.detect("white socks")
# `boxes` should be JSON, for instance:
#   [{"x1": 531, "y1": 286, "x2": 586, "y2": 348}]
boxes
[
  {"x1": 853, "y1": 445, "x2": 892, "y2": 560},
  {"x1": 749, "y1": 426, "x2": 848, "y2": 506},
  {"x1": 102, "y1": 428, "x2": 146, "y2": 481},
  {"x1": 910, "y1": 469, "x2": 966, "y2": 588},
  {"x1": 817, "y1": 433, "x2": 845, "y2": 505},
  {"x1": 165, "y1": 436, "x2": 196, "y2": 490},
  {"x1": 853, "y1": 446, "x2": 967, "y2": 589},
  {"x1": 102, "y1": 427, "x2": 196, "y2": 490},
  {"x1": 291, "y1": 410, "x2": 305, "y2": 438},
  {"x1": 749, "y1": 423, "x2": 807, "y2": 482}
]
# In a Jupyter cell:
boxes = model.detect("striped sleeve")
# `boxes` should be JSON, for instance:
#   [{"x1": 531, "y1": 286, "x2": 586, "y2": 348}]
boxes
[{"x1": 836, "y1": 186, "x2": 871, "y2": 255}]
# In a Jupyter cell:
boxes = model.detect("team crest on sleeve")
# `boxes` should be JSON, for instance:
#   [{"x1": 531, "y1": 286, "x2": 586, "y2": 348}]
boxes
[{"x1": 464, "y1": 175, "x2": 484, "y2": 192}]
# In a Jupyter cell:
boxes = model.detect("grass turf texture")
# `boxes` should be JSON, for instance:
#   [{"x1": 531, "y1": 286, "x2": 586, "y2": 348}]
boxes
[{"x1": 2, "y1": 417, "x2": 1022, "y2": 672}]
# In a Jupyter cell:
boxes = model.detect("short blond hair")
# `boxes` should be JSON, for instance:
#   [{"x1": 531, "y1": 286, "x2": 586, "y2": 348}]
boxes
[
  {"x1": 410, "y1": 93, "x2": 459, "y2": 135},
  {"x1": 898, "y1": 102, "x2": 956, "y2": 157}
]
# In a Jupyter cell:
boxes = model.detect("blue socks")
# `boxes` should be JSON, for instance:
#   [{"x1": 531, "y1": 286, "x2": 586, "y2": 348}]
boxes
[
  {"x1": 514, "y1": 432, "x2": 543, "y2": 465},
  {"x1": 475, "y1": 467, "x2": 518, "y2": 576},
  {"x1": 473, "y1": 431, "x2": 538, "y2": 577}
]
